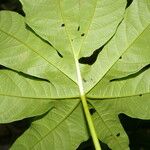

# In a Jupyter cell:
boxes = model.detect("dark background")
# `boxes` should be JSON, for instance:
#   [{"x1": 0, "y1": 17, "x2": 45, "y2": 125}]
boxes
[{"x1": 0, "y1": 0, "x2": 150, "y2": 149}]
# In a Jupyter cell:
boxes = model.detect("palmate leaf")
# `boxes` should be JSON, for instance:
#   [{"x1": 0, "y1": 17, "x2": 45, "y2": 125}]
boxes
[{"x1": 0, "y1": 0, "x2": 150, "y2": 150}]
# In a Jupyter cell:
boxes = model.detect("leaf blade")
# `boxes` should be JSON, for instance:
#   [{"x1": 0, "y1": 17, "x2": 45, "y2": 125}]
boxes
[
  {"x1": 85, "y1": 0, "x2": 150, "y2": 93},
  {"x1": 11, "y1": 101, "x2": 89, "y2": 150}
]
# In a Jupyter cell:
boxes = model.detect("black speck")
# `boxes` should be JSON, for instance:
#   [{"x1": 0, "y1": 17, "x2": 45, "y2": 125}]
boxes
[
  {"x1": 77, "y1": 26, "x2": 80, "y2": 31},
  {"x1": 89, "y1": 108, "x2": 96, "y2": 115},
  {"x1": 83, "y1": 78, "x2": 86, "y2": 82},
  {"x1": 119, "y1": 56, "x2": 122, "y2": 59},
  {"x1": 139, "y1": 94, "x2": 142, "y2": 97},
  {"x1": 116, "y1": 133, "x2": 120, "y2": 137},
  {"x1": 61, "y1": 23, "x2": 65, "y2": 27},
  {"x1": 81, "y1": 33, "x2": 85, "y2": 37}
]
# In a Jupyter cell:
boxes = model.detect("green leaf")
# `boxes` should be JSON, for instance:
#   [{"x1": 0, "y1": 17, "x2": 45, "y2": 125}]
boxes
[
  {"x1": 0, "y1": 69, "x2": 54, "y2": 123},
  {"x1": 89, "y1": 93, "x2": 150, "y2": 150},
  {"x1": 0, "y1": 0, "x2": 150, "y2": 149},
  {"x1": 87, "y1": 0, "x2": 150, "y2": 97},
  {"x1": 11, "y1": 101, "x2": 89, "y2": 150},
  {"x1": 0, "y1": 11, "x2": 79, "y2": 97},
  {"x1": 84, "y1": 0, "x2": 150, "y2": 93},
  {"x1": 20, "y1": 0, "x2": 126, "y2": 58}
]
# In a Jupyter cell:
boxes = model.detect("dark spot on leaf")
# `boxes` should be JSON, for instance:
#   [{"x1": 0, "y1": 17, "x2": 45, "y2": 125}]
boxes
[
  {"x1": 77, "y1": 26, "x2": 80, "y2": 31},
  {"x1": 126, "y1": 0, "x2": 133, "y2": 9},
  {"x1": 119, "y1": 56, "x2": 122, "y2": 59},
  {"x1": 116, "y1": 133, "x2": 120, "y2": 137},
  {"x1": 78, "y1": 45, "x2": 105, "y2": 65},
  {"x1": 61, "y1": 23, "x2": 65, "y2": 27},
  {"x1": 83, "y1": 78, "x2": 86, "y2": 82},
  {"x1": 110, "y1": 64, "x2": 150, "y2": 82},
  {"x1": 81, "y1": 33, "x2": 85, "y2": 36},
  {"x1": 139, "y1": 94, "x2": 142, "y2": 97},
  {"x1": 89, "y1": 108, "x2": 96, "y2": 115},
  {"x1": 56, "y1": 50, "x2": 63, "y2": 58},
  {"x1": 71, "y1": 39, "x2": 73, "y2": 41}
]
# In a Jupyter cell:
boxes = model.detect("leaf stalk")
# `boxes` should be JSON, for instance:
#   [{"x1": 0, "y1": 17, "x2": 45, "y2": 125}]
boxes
[
  {"x1": 80, "y1": 94, "x2": 101, "y2": 150},
  {"x1": 75, "y1": 59, "x2": 101, "y2": 150}
]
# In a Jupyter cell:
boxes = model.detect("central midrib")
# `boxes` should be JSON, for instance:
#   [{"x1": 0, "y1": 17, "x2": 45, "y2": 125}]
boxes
[
  {"x1": 58, "y1": 0, "x2": 84, "y2": 96},
  {"x1": 58, "y1": 0, "x2": 99, "y2": 94},
  {"x1": 58, "y1": 3, "x2": 101, "y2": 150}
]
